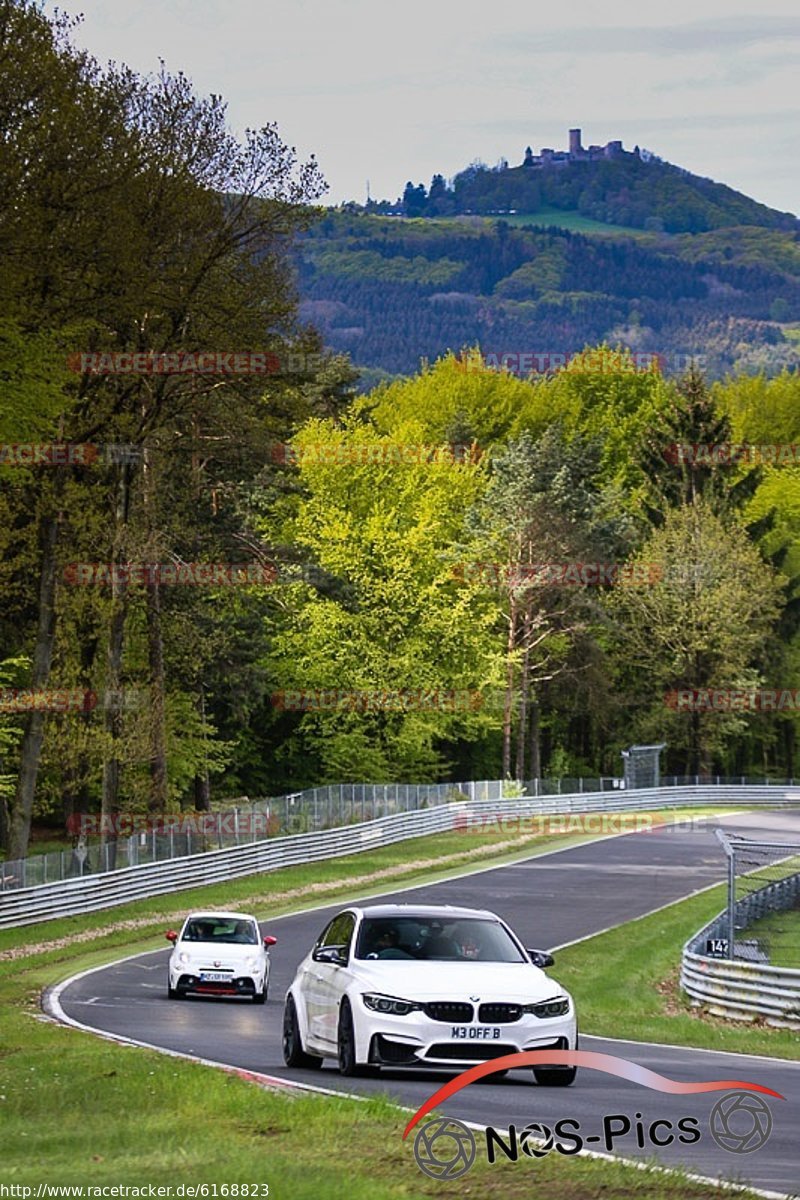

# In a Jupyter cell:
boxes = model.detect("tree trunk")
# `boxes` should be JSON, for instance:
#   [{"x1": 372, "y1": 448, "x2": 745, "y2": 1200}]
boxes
[
  {"x1": 514, "y1": 610, "x2": 531, "y2": 782},
  {"x1": 100, "y1": 464, "x2": 132, "y2": 869},
  {"x1": 0, "y1": 793, "x2": 10, "y2": 855},
  {"x1": 191, "y1": 688, "x2": 211, "y2": 810},
  {"x1": 528, "y1": 699, "x2": 541, "y2": 783},
  {"x1": 688, "y1": 708, "x2": 700, "y2": 776},
  {"x1": 7, "y1": 504, "x2": 61, "y2": 861},
  {"x1": 784, "y1": 719, "x2": 795, "y2": 780},
  {"x1": 187, "y1": 422, "x2": 210, "y2": 814},
  {"x1": 501, "y1": 602, "x2": 518, "y2": 778},
  {"x1": 145, "y1": 574, "x2": 168, "y2": 813},
  {"x1": 143, "y1": 447, "x2": 169, "y2": 815}
]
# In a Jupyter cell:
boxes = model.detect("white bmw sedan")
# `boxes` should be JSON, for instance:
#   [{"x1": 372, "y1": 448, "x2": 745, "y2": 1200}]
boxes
[
  {"x1": 282, "y1": 904, "x2": 577, "y2": 1085},
  {"x1": 165, "y1": 910, "x2": 277, "y2": 1003}
]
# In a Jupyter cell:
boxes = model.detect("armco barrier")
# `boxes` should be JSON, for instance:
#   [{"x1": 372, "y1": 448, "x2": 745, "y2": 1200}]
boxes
[
  {"x1": 2, "y1": 773, "x2": 795, "y2": 890},
  {"x1": 681, "y1": 864, "x2": 800, "y2": 1029},
  {"x1": 2, "y1": 783, "x2": 800, "y2": 929}
]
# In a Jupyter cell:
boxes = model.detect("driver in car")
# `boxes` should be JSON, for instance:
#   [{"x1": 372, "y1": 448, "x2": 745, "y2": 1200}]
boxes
[{"x1": 366, "y1": 926, "x2": 411, "y2": 959}]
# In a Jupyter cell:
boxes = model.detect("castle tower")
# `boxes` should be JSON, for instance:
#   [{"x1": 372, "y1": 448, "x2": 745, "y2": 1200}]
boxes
[{"x1": 569, "y1": 128, "x2": 583, "y2": 157}]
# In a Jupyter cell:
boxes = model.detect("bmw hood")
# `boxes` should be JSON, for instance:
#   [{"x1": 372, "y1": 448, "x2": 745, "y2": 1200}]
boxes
[{"x1": 354, "y1": 960, "x2": 567, "y2": 1003}]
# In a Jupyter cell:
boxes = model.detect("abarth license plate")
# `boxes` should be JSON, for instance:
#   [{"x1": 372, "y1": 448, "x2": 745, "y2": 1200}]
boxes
[
  {"x1": 450, "y1": 1025, "x2": 501, "y2": 1040},
  {"x1": 200, "y1": 972, "x2": 230, "y2": 982}
]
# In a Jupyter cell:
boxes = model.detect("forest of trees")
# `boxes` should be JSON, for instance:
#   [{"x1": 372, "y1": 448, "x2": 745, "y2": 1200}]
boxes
[
  {"x1": 2, "y1": 1, "x2": 800, "y2": 862},
  {"x1": 298, "y1": 213, "x2": 800, "y2": 379}
]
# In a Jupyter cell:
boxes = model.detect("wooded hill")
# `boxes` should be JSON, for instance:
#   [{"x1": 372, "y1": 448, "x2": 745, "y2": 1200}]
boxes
[
  {"x1": 390, "y1": 152, "x2": 799, "y2": 234},
  {"x1": 297, "y1": 213, "x2": 800, "y2": 381}
]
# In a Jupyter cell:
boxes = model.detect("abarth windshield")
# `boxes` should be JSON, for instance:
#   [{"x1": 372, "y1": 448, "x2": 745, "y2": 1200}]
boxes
[{"x1": 181, "y1": 917, "x2": 258, "y2": 945}]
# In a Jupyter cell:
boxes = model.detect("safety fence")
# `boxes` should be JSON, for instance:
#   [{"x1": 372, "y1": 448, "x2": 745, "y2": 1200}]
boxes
[
  {"x1": 2, "y1": 781, "x2": 799, "y2": 928},
  {"x1": 681, "y1": 852, "x2": 800, "y2": 1029},
  {"x1": 1, "y1": 773, "x2": 796, "y2": 892}
]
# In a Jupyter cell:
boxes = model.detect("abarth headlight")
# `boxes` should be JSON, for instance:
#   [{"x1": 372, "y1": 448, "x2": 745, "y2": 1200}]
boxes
[
  {"x1": 244, "y1": 956, "x2": 260, "y2": 971},
  {"x1": 178, "y1": 952, "x2": 191, "y2": 965},
  {"x1": 362, "y1": 993, "x2": 421, "y2": 1016},
  {"x1": 522, "y1": 995, "x2": 570, "y2": 1018}
]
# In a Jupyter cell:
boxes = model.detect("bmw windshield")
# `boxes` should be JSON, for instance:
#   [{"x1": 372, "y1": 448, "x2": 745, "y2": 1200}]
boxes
[{"x1": 354, "y1": 916, "x2": 527, "y2": 962}]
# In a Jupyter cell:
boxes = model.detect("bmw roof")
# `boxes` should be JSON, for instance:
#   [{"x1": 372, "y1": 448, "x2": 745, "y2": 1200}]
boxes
[{"x1": 354, "y1": 904, "x2": 501, "y2": 920}]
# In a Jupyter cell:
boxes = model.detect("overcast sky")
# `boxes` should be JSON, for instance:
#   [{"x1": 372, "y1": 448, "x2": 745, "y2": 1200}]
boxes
[{"x1": 48, "y1": 0, "x2": 799, "y2": 215}]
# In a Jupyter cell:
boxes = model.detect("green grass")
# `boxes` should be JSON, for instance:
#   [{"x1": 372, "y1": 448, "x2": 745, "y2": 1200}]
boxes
[
  {"x1": 497, "y1": 209, "x2": 650, "y2": 237},
  {"x1": 556, "y1": 886, "x2": 800, "y2": 1058},
  {"x1": 411, "y1": 209, "x2": 653, "y2": 237},
  {"x1": 0, "y1": 806, "x2": 769, "y2": 1195},
  {"x1": 741, "y1": 905, "x2": 800, "y2": 969}
]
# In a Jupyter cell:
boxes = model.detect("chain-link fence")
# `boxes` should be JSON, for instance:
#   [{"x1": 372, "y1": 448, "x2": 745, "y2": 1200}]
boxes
[
  {"x1": 1, "y1": 772, "x2": 797, "y2": 892},
  {"x1": 713, "y1": 830, "x2": 800, "y2": 967}
]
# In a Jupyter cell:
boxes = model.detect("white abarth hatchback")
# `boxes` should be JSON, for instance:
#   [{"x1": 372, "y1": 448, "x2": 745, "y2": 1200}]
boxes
[
  {"x1": 165, "y1": 910, "x2": 277, "y2": 1003},
  {"x1": 282, "y1": 904, "x2": 577, "y2": 1084}
]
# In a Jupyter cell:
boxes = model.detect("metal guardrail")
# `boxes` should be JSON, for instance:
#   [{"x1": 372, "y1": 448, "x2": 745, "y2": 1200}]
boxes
[
  {"x1": 2, "y1": 781, "x2": 799, "y2": 929},
  {"x1": 681, "y1": 866, "x2": 800, "y2": 1029},
  {"x1": 2, "y1": 773, "x2": 797, "y2": 892}
]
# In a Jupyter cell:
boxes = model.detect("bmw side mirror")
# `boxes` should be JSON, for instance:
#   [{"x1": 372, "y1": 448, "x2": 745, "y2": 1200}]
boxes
[
  {"x1": 165, "y1": 930, "x2": 178, "y2": 943},
  {"x1": 527, "y1": 948, "x2": 554, "y2": 968},
  {"x1": 313, "y1": 946, "x2": 346, "y2": 965},
  {"x1": 263, "y1": 935, "x2": 277, "y2": 948}
]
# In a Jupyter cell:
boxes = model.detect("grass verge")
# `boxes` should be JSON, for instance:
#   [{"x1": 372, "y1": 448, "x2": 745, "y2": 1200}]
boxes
[
  {"x1": 555, "y1": 887, "x2": 800, "y2": 1059},
  {"x1": 739, "y1": 906, "x2": 800, "y2": 970}
]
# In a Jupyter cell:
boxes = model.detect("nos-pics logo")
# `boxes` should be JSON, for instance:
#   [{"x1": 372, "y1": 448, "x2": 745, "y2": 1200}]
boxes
[{"x1": 404, "y1": 1051, "x2": 781, "y2": 1180}]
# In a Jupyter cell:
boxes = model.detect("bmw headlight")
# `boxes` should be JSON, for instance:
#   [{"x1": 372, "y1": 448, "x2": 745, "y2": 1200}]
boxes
[
  {"x1": 522, "y1": 995, "x2": 570, "y2": 1018},
  {"x1": 362, "y1": 993, "x2": 420, "y2": 1016}
]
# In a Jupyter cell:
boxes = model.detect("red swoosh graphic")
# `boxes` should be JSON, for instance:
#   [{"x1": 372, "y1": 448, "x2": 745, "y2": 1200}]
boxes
[{"x1": 402, "y1": 1050, "x2": 784, "y2": 1140}]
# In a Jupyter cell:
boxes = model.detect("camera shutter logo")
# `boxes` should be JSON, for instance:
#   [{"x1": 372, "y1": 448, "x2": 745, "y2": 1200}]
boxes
[
  {"x1": 519, "y1": 1122, "x2": 555, "y2": 1158},
  {"x1": 413, "y1": 1117, "x2": 476, "y2": 1179},
  {"x1": 709, "y1": 1091, "x2": 773, "y2": 1153}
]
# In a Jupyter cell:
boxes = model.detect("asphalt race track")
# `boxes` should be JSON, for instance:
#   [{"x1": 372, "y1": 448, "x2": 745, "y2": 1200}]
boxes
[{"x1": 52, "y1": 812, "x2": 800, "y2": 1196}]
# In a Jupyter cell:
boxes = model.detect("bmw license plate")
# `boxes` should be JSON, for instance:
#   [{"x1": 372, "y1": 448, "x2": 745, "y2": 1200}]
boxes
[
  {"x1": 200, "y1": 972, "x2": 230, "y2": 982},
  {"x1": 450, "y1": 1025, "x2": 501, "y2": 1040}
]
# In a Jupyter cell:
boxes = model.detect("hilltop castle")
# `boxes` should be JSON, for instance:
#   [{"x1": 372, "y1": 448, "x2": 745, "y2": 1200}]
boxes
[{"x1": 522, "y1": 129, "x2": 637, "y2": 168}]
